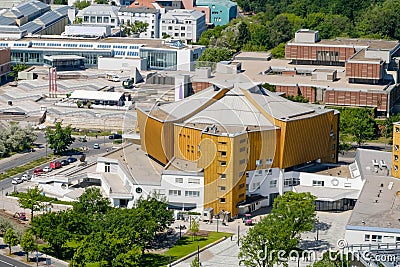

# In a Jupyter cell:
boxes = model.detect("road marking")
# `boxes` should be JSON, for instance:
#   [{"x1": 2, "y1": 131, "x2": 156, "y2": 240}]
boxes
[{"x1": 0, "y1": 258, "x2": 16, "y2": 266}]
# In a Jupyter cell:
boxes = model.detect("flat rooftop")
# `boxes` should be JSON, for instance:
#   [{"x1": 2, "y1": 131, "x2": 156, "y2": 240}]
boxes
[
  {"x1": 347, "y1": 149, "x2": 399, "y2": 230},
  {"x1": 235, "y1": 57, "x2": 390, "y2": 92},
  {"x1": 288, "y1": 38, "x2": 399, "y2": 51},
  {"x1": 348, "y1": 49, "x2": 383, "y2": 63},
  {"x1": 8, "y1": 36, "x2": 204, "y2": 50},
  {"x1": 105, "y1": 144, "x2": 162, "y2": 186}
]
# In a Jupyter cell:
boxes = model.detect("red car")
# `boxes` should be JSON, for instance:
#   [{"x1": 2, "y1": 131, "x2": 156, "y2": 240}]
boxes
[
  {"x1": 50, "y1": 161, "x2": 62, "y2": 169},
  {"x1": 33, "y1": 168, "x2": 43, "y2": 175}
]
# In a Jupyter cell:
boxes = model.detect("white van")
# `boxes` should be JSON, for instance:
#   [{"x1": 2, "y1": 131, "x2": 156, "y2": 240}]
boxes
[{"x1": 106, "y1": 74, "x2": 120, "y2": 82}]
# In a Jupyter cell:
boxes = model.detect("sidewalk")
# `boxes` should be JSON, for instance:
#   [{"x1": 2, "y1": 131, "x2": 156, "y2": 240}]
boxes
[{"x1": 0, "y1": 237, "x2": 69, "y2": 267}]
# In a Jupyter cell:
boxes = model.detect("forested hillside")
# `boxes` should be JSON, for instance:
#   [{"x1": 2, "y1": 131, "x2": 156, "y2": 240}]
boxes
[{"x1": 198, "y1": 0, "x2": 400, "y2": 61}]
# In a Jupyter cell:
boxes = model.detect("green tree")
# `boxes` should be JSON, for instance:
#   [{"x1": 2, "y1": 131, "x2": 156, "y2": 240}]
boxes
[
  {"x1": 74, "y1": 17, "x2": 83, "y2": 24},
  {"x1": 382, "y1": 114, "x2": 400, "y2": 141},
  {"x1": 239, "y1": 192, "x2": 316, "y2": 267},
  {"x1": 190, "y1": 218, "x2": 199, "y2": 241},
  {"x1": 112, "y1": 245, "x2": 142, "y2": 267},
  {"x1": 31, "y1": 211, "x2": 71, "y2": 258},
  {"x1": 20, "y1": 230, "x2": 36, "y2": 262},
  {"x1": 0, "y1": 217, "x2": 12, "y2": 235},
  {"x1": 340, "y1": 108, "x2": 376, "y2": 146},
  {"x1": 270, "y1": 43, "x2": 286, "y2": 58},
  {"x1": 95, "y1": 0, "x2": 108, "y2": 3},
  {"x1": 74, "y1": 0, "x2": 91, "y2": 10},
  {"x1": 3, "y1": 228, "x2": 19, "y2": 255},
  {"x1": 198, "y1": 47, "x2": 233, "y2": 63},
  {"x1": 312, "y1": 251, "x2": 347, "y2": 267},
  {"x1": 123, "y1": 21, "x2": 149, "y2": 36},
  {"x1": 8, "y1": 64, "x2": 28, "y2": 81},
  {"x1": 214, "y1": 21, "x2": 251, "y2": 51},
  {"x1": 17, "y1": 185, "x2": 44, "y2": 221},
  {"x1": 54, "y1": 0, "x2": 67, "y2": 4},
  {"x1": 73, "y1": 187, "x2": 110, "y2": 214},
  {"x1": 46, "y1": 122, "x2": 74, "y2": 154},
  {"x1": 197, "y1": 25, "x2": 227, "y2": 46}
]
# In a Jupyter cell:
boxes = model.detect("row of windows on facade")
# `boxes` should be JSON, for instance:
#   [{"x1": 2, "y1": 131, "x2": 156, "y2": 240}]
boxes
[
  {"x1": 163, "y1": 25, "x2": 192, "y2": 31},
  {"x1": 312, "y1": 180, "x2": 352, "y2": 187},
  {"x1": 169, "y1": 190, "x2": 200, "y2": 197},
  {"x1": 120, "y1": 12, "x2": 156, "y2": 17},
  {"x1": 162, "y1": 20, "x2": 193, "y2": 24},
  {"x1": 162, "y1": 32, "x2": 192, "y2": 37},
  {"x1": 83, "y1": 16, "x2": 116, "y2": 24},
  {"x1": 219, "y1": 158, "x2": 273, "y2": 167},
  {"x1": 5, "y1": 42, "x2": 139, "y2": 50},
  {"x1": 250, "y1": 177, "x2": 300, "y2": 190}
]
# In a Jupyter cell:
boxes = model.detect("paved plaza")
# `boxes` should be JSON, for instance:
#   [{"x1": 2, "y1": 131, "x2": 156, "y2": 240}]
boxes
[{"x1": 174, "y1": 210, "x2": 352, "y2": 267}]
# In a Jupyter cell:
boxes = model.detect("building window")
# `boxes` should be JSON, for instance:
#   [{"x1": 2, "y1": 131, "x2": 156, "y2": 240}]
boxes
[
  {"x1": 185, "y1": 191, "x2": 200, "y2": 197},
  {"x1": 104, "y1": 17, "x2": 109, "y2": 23},
  {"x1": 395, "y1": 165, "x2": 399, "y2": 171},
  {"x1": 90, "y1": 16, "x2": 95, "y2": 23},
  {"x1": 97, "y1": 17, "x2": 102, "y2": 23},
  {"x1": 111, "y1": 18, "x2": 115, "y2": 23},
  {"x1": 256, "y1": 160, "x2": 263, "y2": 166},
  {"x1": 266, "y1": 158, "x2": 273, "y2": 164},
  {"x1": 239, "y1": 193, "x2": 245, "y2": 198},
  {"x1": 312, "y1": 180, "x2": 324, "y2": 186},
  {"x1": 239, "y1": 159, "x2": 246, "y2": 165},
  {"x1": 219, "y1": 141, "x2": 227, "y2": 145},
  {"x1": 270, "y1": 180, "x2": 277, "y2": 188},
  {"x1": 220, "y1": 186, "x2": 226, "y2": 191},
  {"x1": 188, "y1": 178, "x2": 200, "y2": 184},
  {"x1": 365, "y1": 234, "x2": 370, "y2": 241},
  {"x1": 395, "y1": 155, "x2": 398, "y2": 161},
  {"x1": 220, "y1": 198, "x2": 226, "y2": 203},
  {"x1": 239, "y1": 183, "x2": 245, "y2": 189},
  {"x1": 175, "y1": 178, "x2": 183, "y2": 183},
  {"x1": 396, "y1": 145, "x2": 399, "y2": 151},
  {"x1": 396, "y1": 127, "x2": 400, "y2": 133},
  {"x1": 371, "y1": 235, "x2": 382, "y2": 242},
  {"x1": 240, "y1": 138, "x2": 246, "y2": 143},
  {"x1": 240, "y1": 147, "x2": 246, "y2": 152},
  {"x1": 169, "y1": 190, "x2": 181, "y2": 196},
  {"x1": 105, "y1": 163, "x2": 110, "y2": 172},
  {"x1": 221, "y1": 174, "x2": 226, "y2": 179},
  {"x1": 221, "y1": 151, "x2": 227, "y2": 157},
  {"x1": 220, "y1": 161, "x2": 226, "y2": 166},
  {"x1": 84, "y1": 16, "x2": 89, "y2": 22},
  {"x1": 284, "y1": 178, "x2": 300, "y2": 187}
]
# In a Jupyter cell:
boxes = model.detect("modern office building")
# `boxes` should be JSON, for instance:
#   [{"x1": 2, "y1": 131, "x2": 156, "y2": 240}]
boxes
[
  {"x1": 160, "y1": 9, "x2": 206, "y2": 42},
  {"x1": 129, "y1": 0, "x2": 237, "y2": 26},
  {"x1": 77, "y1": 4, "x2": 120, "y2": 28},
  {"x1": 195, "y1": 0, "x2": 236, "y2": 26},
  {"x1": 1, "y1": 37, "x2": 205, "y2": 71},
  {"x1": 137, "y1": 81, "x2": 339, "y2": 216},
  {"x1": 118, "y1": 6, "x2": 160, "y2": 38}
]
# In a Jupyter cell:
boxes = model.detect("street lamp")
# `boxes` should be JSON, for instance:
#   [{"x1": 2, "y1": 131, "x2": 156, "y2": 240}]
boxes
[
  {"x1": 315, "y1": 217, "x2": 319, "y2": 241},
  {"x1": 237, "y1": 223, "x2": 240, "y2": 246}
]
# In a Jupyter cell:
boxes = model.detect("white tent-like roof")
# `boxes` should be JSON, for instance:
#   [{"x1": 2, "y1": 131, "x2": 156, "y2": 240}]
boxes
[{"x1": 69, "y1": 90, "x2": 123, "y2": 102}]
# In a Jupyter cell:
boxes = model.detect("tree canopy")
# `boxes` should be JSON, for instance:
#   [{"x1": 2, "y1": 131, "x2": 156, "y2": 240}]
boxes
[
  {"x1": 18, "y1": 185, "x2": 45, "y2": 221},
  {"x1": 4, "y1": 228, "x2": 19, "y2": 255},
  {"x1": 239, "y1": 192, "x2": 316, "y2": 267},
  {"x1": 197, "y1": 0, "x2": 400, "y2": 55},
  {"x1": 0, "y1": 123, "x2": 36, "y2": 158},
  {"x1": 339, "y1": 108, "x2": 376, "y2": 147},
  {"x1": 46, "y1": 122, "x2": 74, "y2": 154},
  {"x1": 123, "y1": 21, "x2": 149, "y2": 36}
]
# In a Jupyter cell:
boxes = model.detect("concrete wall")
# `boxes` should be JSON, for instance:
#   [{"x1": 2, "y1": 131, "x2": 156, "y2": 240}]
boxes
[{"x1": 98, "y1": 56, "x2": 146, "y2": 71}]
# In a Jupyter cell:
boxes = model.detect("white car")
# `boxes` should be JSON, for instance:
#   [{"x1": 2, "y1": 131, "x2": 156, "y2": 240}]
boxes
[
  {"x1": 11, "y1": 178, "x2": 22, "y2": 185},
  {"x1": 43, "y1": 166, "x2": 52, "y2": 173},
  {"x1": 21, "y1": 173, "x2": 30, "y2": 181}
]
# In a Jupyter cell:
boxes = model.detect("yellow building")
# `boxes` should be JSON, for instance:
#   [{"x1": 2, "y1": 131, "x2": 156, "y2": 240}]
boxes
[
  {"x1": 137, "y1": 82, "x2": 339, "y2": 216},
  {"x1": 392, "y1": 122, "x2": 400, "y2": 177}
]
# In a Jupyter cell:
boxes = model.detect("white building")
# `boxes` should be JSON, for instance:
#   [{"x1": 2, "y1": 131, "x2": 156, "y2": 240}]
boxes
[
  {"x1": 118, "y1": 6, "x2": 160, "y2": 38},
  {"x1": 344, "y1": 149, "x2": 400, "y2": 246},
  {"x1": 160, "y1": 9, "x2": 206, "y2": 42},
  {"x1": 77, "y1": 4, "x2": 119, "y2": 28},
  {"x1": 63, "y1": 24, "x2": 111, "y2": 38}
]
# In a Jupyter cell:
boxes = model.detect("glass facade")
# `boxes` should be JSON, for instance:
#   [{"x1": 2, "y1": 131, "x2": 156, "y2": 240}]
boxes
[
  {"x1": 11, "y1": 49, "x2": 112, "y2": 67},
  {"x1": 140, "y1": 49, "x2": 177, "y2": 70}
]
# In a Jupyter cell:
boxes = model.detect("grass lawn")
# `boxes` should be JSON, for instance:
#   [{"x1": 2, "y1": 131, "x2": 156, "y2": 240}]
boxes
[{"x1": 164, "y1": 231, "x2": 232, "y2": 260}]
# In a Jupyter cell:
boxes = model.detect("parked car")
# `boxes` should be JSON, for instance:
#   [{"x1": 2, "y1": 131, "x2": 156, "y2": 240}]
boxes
[
  {"x1": 21, "y1": 173, "x2": 30, "y2": 181},
  {"x1": 33, "y1": 168, "x2": 43, "y2": 175},
  {"x1": 61, "y1": 159, "x2": 69, "y2": 166},
  {"x1": 11, "y1": 177, "x2": 22, "y2": 185},
  {"x1": 50, "y1": 161, "x2": 62, "y2": 169},
  {"x1": 43, "y1": 166, "x2": 52, "y2": 173},
  {"x1": 109, "y1": 134, "x2": 122, "y2": 140},
  {"x1": 78, "y1": 137, "x2": 87, "y2": 142},
  {"x1": 243, "y1": 214, "x2": 253, "y2": 226},
  {"x1": 93, "y1": 143, "x2": 100, "y2": 149},
  {"x1": 67, "y1": 157, "x2": 77, "y2": 163}
]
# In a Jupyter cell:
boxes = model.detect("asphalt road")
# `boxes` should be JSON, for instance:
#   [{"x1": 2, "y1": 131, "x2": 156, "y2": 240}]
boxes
[
  {"x1": 0, "y1": 131, "x2": 116, "y2": 192},
  {"x1": 0, "y1": 254, "x2": 30, "y2": 267}
]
